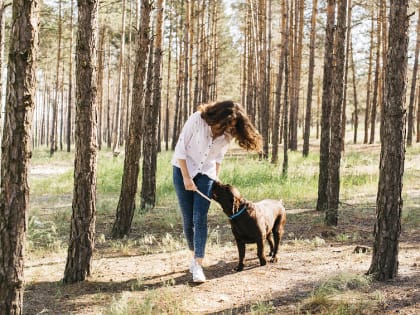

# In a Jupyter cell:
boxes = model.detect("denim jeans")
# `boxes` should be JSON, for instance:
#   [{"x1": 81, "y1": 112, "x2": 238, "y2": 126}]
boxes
[{"x1": 173, "y1": 166, "x2": 214, "y2": 258}]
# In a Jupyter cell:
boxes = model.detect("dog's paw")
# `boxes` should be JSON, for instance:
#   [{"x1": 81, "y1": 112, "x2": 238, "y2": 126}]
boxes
[
  {"x1": 259, "y1": 259, "x2": 267, "y2": 266},
  {"x1": 269, "y1": 257, "x2": 278, "y2": 263},
  {"x1": 234, "y1": 263, "x2": 244, "y2": 272}
]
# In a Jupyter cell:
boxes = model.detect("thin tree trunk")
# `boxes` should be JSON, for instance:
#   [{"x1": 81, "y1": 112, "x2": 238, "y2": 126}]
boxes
[
  {"x1": 367, "y1": 0, "x2": 408, "y2": 281},
  {"x1": 303, "y1": 0, "x2": 318, "y2": 157},
  {"x1": 141, "y1": 0, "x2": 164, "y2": 210},
  {"x1": 326, "y1": 0, "x2": 347, "y2": 226},
  {"x1": 63, "y1": 0, "x2": 98, "y2": 284},
  {"x1": 316, "y1": 0, "x2": 336, "y2": 212},
  {"x1": 0, "y1": 0, "x2": 39, "y2": 312},
  {"x1": 67, "y1": 0, "x2": 74, "y2": 152},
  {"x1": 407, "y1": 3, "x2": 420, "y2": 146},
  {"x1": 0, "y1": 0, "x2": 7, "y2": 136},
  {"x1": 106, "y1": 37, "x2": 112, "y2": 148},
  {"x1": 340, "y1": 0, "x2": 352, "y2": 150},
  {"x1": 417, "y1": 81, "x2": 420, "y2": 143},
  {"x1": 364, "y1": 12, "x2": 374, "y2": 144},
  {"x1": 351, "y1": 39, "x2": 359, "y2": 144},
  {"x1": 97, "y1": 25, "x2": 105, "y2": 151},
  {"x1": 50, "y1": 0, "x2": 62, "y2": 156},
  {"x1": 112, "y1": 0, "x2": 151, "y2": 238},
  {"x1": 164, "y1": 3, "x2": 173, "y2": 151},
  {"x1": 112, "y1": 0, "x2": 127, "y2": 154},
  {"x1": 282, "y1": 0, "x2": 290, "y2": 177},
  {"x1": 271, "y1": 0, "x2": 287, "y2": 164},
  {"x1": 183, "y1": 0, "x2": 190, "y2": 121},
  {"x1": 369, "y1": 4, "x2": 382, "y2": 144}
]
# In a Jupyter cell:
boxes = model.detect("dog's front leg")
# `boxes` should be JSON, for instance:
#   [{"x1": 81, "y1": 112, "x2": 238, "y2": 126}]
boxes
[
  {"x1": 234, "y1": 239, "x2": 245, "y2": 271},
  {"x1": 256, "y1": 238, "x2": 267, "y2": 266}
]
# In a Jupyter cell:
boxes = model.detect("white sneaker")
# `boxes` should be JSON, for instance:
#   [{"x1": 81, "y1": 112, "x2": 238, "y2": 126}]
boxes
[
  {"x1": 192, "y1": 263, "x2": 206, "y2": 283},
  {"x1": 189, "y1": 258, "x2": 196, "y2": 273}
]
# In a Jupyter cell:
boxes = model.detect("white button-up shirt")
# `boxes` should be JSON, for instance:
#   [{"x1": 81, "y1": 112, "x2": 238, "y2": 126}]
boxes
[{"x1": 172, "y1": 111, "x2": 232, "y2": 180}]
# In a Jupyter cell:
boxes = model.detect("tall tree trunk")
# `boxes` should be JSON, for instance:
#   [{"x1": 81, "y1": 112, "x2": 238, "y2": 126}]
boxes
[
  {"x1": 417, "y1": 81, "x2": 420, "y2": 143},
  {"x1": 50, "y1": 0, "x2": 62, "y2": 156},
  {"x1": 271, "y1": 0, "x2": 287, "y2": 164},
  {"x1": 316, "y1": 0, "x2": 336, "y2": 212},
  {"x1": 63, "y1": 0, "x2": 98, "y2": 284},
  {"x1": 282, "y1": 0, "x2": 290, "y2": 177},
  {"x1": 106, "y1": 37, "x2": 112, "y2": 149},
  {"x1": 340, "y1": 0, "x2": 352, "y2": 151},
  {"x1": 364, "y1": 12, "x2": 374, "y2": 144},
  {"x1": 258, "y1": 0, "x2": 269, "y2": 159},
  {"x1": 0, "y1": 0, "x2": 7, "y2": 136},
  {"x1": 302, "y1": 0, "x2": 318, "y2": 157},
  {"x1": 112, "y1": 0, "x2": 127, "y2": 154},
  {"x1": 183, "y1": 0, "x2": 190, "y2": 122},
  {"x1": 97, "y1": 25, "x2": 106, "y2": 151},
  {"x1": 67, "y1": 0, "x2": 74, "y2": 152},
  {"x1": 289, "y1": 0, "x2": 304, "y2": 152},
  {"x1": 367, "y1": 0, "x2": 408, "y2": 281},
  {"x1": 112, "y1": 0, "x2": 152, "y2": 238},
  {"x1": 351, "y1": 40, "x2": 359, "y2": 144},
  {"x1": 141, "y1": 0, "x2": 164, "y2": 210},
  {"x1": 407, "y1": 3, "x2": 420, "y2": 146},
  {"x1": 369, "y1": 4, "x2": 382, "y2": 144},
  {"x1": 0, "y1": 0, "x2": 38, "y2": 312},
  {"x1": 164, "y1": 2, "x2": 173, "y2": 151},
  {"x1": 326, "y1": 0, "x2": 347, "y2": 226}
]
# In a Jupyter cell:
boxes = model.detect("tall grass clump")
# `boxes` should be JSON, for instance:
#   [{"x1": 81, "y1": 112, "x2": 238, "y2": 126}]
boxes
[
  {"x1": 103, "y1": 288, "x2": 185, "y2": 315},
  {"x1": 299, "y1": 273, "x2": 379, "y2": 315}
]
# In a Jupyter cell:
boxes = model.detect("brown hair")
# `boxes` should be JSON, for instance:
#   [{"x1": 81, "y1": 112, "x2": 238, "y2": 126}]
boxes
[{"x1": 198, "y1": 100, "x2": 262, "y2": 152}]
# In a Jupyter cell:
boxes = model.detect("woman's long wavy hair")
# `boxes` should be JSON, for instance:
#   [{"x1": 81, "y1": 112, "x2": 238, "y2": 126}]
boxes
[{"x1": 198, "y1": 100, "x2": 262, "y2": 152}]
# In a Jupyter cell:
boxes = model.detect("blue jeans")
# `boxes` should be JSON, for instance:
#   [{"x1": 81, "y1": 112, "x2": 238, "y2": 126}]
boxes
[{"x1": 173, "y1": 166, "x2": 214, "y2": 258}]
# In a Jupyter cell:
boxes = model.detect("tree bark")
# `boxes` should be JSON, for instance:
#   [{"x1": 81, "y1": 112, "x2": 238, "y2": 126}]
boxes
[
  {"x1": 367, "y1": 0, "x2": 408, "y2": 281},
  {"x1": 326, "y1": 0, "x2": 347, "y2": 226},
  {"x1": 50, "y1": 0, "x2": 62, "y2": 156},
  {"x1": 141, "y1": 0, "x2": 165, "y2": 209},
  {"x1": 97, "y1": 24, "x2": 106, "y2": 151},
  {"x1": 0, "y1": 0, "x2": 39, "y2": 312},
  {"x1": 316, "y1": 0, "x2": 335, "y2": 212},
  {"x1": 112, "y1": 0, "x2": 127, "y2": 154},
  {"x1": 302, "y1": 0, "x2": 318, "y2": 157},
  {"x1": 282, "y1": 0, "x2": 290, "y2": 177},
  {"x1": 112, "y1": 0, "x2": 152, "y2": 238},
  {"x1": 364, "y1": 12, "x2": 374, "y2": 144},
  {"x1": 369, "y1": 4, "x2": 382, "y2": 145},
  {"x1": 271, "y1": 0, "x2": 287, "y2": 164},
  {"x1": 63, "y1": 0, "x2": 98, "y2": 284},
  {"x1": 406, "y1": 3, "x2": 420, "y2": 146},
  {"x1": 351, "y1": 39, "x2": 359, "y2": 144},
  {"x1": 67, "y1": 0, "x2": 74, "y2": 152}
]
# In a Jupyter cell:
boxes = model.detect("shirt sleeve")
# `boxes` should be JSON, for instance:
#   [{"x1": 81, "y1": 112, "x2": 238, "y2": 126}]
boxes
[{"x1": 173, "y1": 112, "x2": 201, "y2": 160}]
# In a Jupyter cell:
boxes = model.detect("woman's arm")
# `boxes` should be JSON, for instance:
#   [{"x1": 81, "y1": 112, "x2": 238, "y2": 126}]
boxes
[
  {"x1": 178, "y1": 159, "x2": 197, "y2": 191},
  {"x1": 216, "y1": 162, "x2": 221, "y2": 180}
]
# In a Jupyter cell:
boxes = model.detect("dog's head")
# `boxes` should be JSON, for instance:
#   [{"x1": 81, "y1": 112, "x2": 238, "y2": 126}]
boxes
[{"x1": 211, "y1": 181, "x2": 243, "y2": 217}]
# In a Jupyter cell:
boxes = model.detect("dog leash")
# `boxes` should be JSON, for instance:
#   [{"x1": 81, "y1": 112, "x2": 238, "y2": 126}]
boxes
[{"x1": 195, "y1": 189, "x2": 213, "y2": 203}]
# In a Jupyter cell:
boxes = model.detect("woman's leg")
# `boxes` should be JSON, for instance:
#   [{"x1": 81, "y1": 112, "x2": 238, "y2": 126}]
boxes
[
  {"x1": 192, "y1": 173, "x2": 214, "y2": 260},
  {"x1": 173, "y1": 167, "x2": 194, "y2": 252}
]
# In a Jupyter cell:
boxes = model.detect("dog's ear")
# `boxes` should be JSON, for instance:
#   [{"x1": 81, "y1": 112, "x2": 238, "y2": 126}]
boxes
[{"x1": 233, "y1": 195, "x2": 241, "y2": 210}]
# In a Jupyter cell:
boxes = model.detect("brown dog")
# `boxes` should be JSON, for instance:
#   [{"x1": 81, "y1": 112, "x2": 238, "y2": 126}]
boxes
[{"x1": 211, "y1": 181, "x2": 286, "y2": 271}]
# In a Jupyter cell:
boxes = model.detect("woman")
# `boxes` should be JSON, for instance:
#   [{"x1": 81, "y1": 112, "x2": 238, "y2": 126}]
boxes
[{"x1": 172, "y1": 100, "x2": 262, "y2": 282}]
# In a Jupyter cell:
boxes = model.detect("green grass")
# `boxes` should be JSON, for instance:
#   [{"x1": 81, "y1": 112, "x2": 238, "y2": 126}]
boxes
[
  {"x1": 299, "y1": 273, "x2": 379, "y2": 315},
  {"x1": 25, "y1": 143, "x2": 420, "y2": 314},
  {"x1": 27, "y1": 143, "x2": 420, "y2": 254}
]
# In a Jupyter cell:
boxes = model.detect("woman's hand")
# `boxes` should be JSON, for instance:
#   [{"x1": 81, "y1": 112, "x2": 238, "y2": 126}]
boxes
[{"x1": 183, "y1": 177, "x2": 197, "y2": 191}]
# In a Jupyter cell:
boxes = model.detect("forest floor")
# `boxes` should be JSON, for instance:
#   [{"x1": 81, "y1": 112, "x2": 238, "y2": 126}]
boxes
[
  {"x1": 23, "y1": 207, "x2": 419, "y2": 314},
  {"x1": 23, "y1": 145, "x2": 419, "y2": 314}
]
